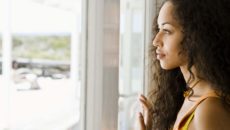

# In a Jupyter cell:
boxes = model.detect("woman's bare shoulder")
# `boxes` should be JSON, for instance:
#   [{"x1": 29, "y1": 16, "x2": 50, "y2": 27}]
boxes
[{"x1": 193, "y1": 97, "x2": 230, "y2": 130}]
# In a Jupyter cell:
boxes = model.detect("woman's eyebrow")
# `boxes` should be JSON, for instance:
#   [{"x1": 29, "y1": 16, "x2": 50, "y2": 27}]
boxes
[
  {"x1": 162, "y1": 22, "x2": 172, "y2": 26},
  {"x1": 158, "y1": 22, "x2": 173, "y2": 27},
  {"x1": 159, "y1": 21, "x2": 180, "y2": 29}
]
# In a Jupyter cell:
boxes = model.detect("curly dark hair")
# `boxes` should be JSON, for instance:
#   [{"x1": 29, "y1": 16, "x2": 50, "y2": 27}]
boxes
[{"x1": 148, "y1": 0, "x2": 230, "y2": 129}]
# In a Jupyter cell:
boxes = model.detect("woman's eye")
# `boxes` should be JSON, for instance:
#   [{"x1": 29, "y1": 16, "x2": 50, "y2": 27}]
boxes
[{"x1": 163, "y1": 29, "x2": 171, "y2": 34}]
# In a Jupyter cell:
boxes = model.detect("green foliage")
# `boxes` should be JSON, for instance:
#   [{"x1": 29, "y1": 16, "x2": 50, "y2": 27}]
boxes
[{"x1": 12, "y1": 34, "x2": 71, "y2": 61}]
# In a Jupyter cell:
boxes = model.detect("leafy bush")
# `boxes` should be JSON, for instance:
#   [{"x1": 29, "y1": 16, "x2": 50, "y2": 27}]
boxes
[{"x1": 12, "y1": 34, "x2": 71, "y2": 61}]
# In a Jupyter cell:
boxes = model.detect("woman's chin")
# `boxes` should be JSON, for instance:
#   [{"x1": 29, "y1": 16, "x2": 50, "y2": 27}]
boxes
[{"x1": 160, "y1": 63, "x2": 176, "y2": 70}]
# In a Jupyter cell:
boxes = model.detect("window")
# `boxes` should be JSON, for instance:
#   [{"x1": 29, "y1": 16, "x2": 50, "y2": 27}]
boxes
[
  {"x1": 0, "y1": 0, "x2": 82, "y2": 129},
  {"x1": 1, "y1": 0, "x2": 157, "y2": 129},
  {"x1": 118, "y1": 0, "x2": 145, "y2": 130}
]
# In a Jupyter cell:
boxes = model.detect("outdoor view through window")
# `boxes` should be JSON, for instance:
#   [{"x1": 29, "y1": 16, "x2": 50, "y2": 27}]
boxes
[{"x1": 0, "y1": 0, "x2": 82, "y2": 129}]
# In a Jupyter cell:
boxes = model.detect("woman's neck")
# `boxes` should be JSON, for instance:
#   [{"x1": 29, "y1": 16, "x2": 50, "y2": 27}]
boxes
[{"x1": 180, "y1": 65, "x2": 214, "y2": 97}]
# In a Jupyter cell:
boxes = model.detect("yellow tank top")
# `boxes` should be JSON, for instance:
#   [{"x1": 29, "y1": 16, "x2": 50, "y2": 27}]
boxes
[
  {"x1": 174, "y1": 91, "x2": 219, "y2": 130},
  {"x1": 180, "y1": 111, "x2": 195, "y2": 130}
]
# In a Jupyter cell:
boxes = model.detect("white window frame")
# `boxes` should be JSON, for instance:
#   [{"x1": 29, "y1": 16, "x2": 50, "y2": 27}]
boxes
[
  {"x1": 80, "y1": 0, "x2": 120, "y2": 130},
  {"x1": 144, "y1": 0, "x2": 158, "y2": 94},
  {"x1": 1, "y1": 0, "x2": 12, "y2": 128}
]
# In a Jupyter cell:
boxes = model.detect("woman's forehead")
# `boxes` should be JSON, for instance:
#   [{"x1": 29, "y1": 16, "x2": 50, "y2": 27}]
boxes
[{"x1": 157, "y1": 2, "x2": 180, "y2": 28}]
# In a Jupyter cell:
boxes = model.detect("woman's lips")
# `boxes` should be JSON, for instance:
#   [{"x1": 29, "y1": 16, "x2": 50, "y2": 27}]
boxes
[{"x1": 156, "y1": 53, "x2": 166, "y2": 60}]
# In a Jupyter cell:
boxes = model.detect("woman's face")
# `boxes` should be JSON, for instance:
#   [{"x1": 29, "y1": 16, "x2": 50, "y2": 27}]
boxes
[{"x1": 153, "y1": 1, "x2": 187, "y2": 70}]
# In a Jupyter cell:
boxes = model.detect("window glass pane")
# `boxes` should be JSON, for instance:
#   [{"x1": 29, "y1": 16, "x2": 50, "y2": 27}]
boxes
[
  {"x1": 8, "y1": 0, "x2": 81, "y2": 129},
  {"x1": 118, "y1": 0, "x2": 145, "y2": 130},
  {"x1": 0, "y1": 0, "x2": 2, "y2": 75}
]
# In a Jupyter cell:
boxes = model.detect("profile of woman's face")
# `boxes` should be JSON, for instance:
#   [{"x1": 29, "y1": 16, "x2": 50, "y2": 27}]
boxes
[{"x1": 153, "y1": 1, "x2": 187, "y2": 70}]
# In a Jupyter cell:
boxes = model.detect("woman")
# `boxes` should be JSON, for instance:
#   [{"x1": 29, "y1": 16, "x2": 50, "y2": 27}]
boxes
[{"x1": 138, "y1": 0, "x2": 230, "y2": 130}]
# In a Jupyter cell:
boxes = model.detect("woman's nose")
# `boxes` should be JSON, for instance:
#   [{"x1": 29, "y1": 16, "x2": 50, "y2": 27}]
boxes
[{"x1": 152, "y1": 32, "x2": 162, "y2": 47}]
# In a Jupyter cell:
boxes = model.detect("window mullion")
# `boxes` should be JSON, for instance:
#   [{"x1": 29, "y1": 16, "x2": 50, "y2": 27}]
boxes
[
  {"x1": 144, "y1": 0, "x2": 157, "y2": 94},
  {"x1": 83, "y1": 0, "x2": 120, "y2": 130},
  {"x1": 1, "y1": 0, "x2": 12, "y2": 129}
]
